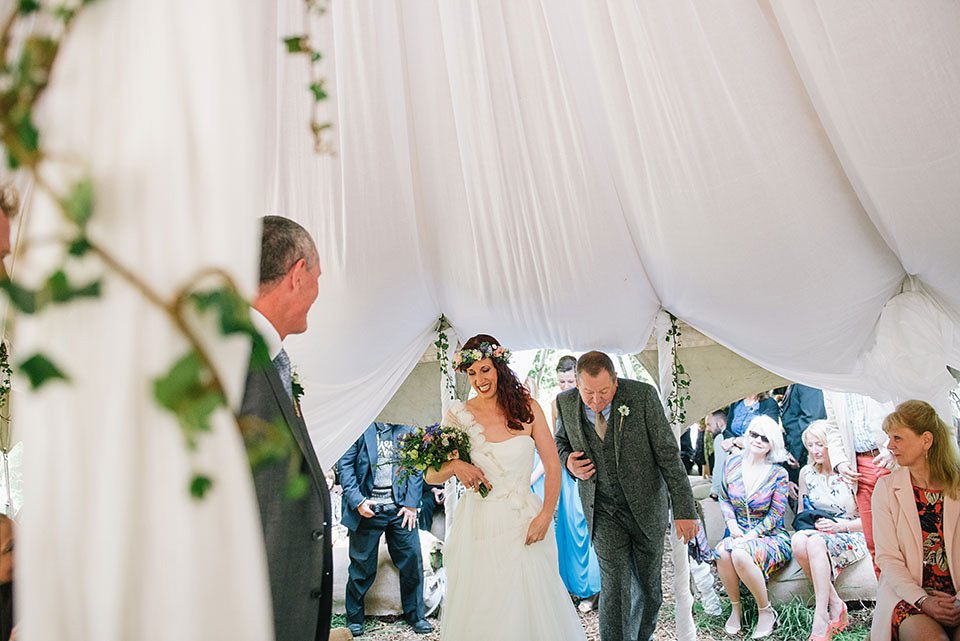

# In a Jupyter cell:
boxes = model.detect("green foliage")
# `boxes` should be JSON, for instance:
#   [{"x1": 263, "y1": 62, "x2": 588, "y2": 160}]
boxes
[
  {"x1": 189, "y1": 474, "x2": 213, "y2": 499},
  {"x1": 0, "y1": 270, "x2": 102, "y2": 314},
  {"x1": 434, "y1": 315, "x2": 455, "y2": 400},
  {"x1": 153, "y1": 350, "x2": 225, "y2": 448},
  {"x1": 18, "y1": 352, "x2": 69, "y2": 389},
  {"x1": 18, "y1": 0, "x2": 41, "y2": 14},
  {"x1": 283, "y1": 35, "x2": 307, "y2": 53},
  {"x1": 63, "y1": 178, "x2": 94, "y2": 227},
  {"x1": 308, "y1": 82, "x2": 327, "y2": 101},
  {"x1": 284, "y1": 474, "x2": 309, "y2": 500},
  {"x1": 665, "y1": 312, "x2": 692, "y2": 425},
  {"x1": 191, "y1": 286, "x2": 270, "y2": 367},
  {"x1": 240, "y1": 414, "x2": 311, "y2": 501}
]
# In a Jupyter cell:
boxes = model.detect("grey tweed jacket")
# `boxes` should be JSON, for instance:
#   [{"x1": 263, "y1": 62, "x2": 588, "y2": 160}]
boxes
[
  {"x1": 554, "y1": 378, "x2": 697, "y2": 539},
  {"x1": 241, "y1": 357, "x2": 332, "y2": 641}
]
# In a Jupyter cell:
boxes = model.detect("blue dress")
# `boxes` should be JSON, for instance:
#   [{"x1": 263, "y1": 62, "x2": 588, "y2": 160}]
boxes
[{"x1": 531, "y1": 445, "x2": 601, "y2": 598}]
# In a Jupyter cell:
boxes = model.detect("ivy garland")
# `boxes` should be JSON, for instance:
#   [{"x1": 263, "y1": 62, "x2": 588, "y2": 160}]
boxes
[
  {"x1": 663, "y1": 312, "x2": 691, "y2": 425},
  {"x1": 283, "y1": 0, "x2": 334, "y2": 155},
  {"x1": 434, "y1": 314, "x2": 456, "y2": 400},
  {"x1": 0, "y1": 0, "x2": 311, "y2": 500}
]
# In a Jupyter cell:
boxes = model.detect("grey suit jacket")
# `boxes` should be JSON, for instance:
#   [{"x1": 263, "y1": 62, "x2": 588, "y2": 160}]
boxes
[
  {"x1": 241, "y1": 357, "x2": 332, "y2": 641},
  {"x1": 554, "y1": 378, "x2": 697, "y2": 539}
]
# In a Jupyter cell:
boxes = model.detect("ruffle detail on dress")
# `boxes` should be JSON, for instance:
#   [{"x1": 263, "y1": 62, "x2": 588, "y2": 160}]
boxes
[{"x1": 449, "y1": 400, "x2": 487, "y2": 449}]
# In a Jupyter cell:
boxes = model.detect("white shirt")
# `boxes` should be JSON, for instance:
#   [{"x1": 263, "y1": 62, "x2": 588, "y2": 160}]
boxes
[{"x1": 250, "y1": 307, "x2": 283, "y2": 360}]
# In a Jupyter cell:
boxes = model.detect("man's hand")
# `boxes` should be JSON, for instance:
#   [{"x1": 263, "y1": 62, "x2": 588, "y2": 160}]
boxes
[
  {"x1": 358, "y1": 499, "x2": 375, "y2": 518},
  {"x1": 874, "y1": 448, "x2": 896, "y2": 470},
  {"x1": 785, "y1": 453, "x2": 799, "y2": 468},
  {"x1": 431, "y1": 487, "x2": 445, "y2": 503},
  {"x1": 566, "y1": 452, "x2": 596, "y2": 480},
  {"x1": 675, "y1": 519, "x2": 699, "y2": 544},
  {"x1": 399, "y1": 506, "x2": 418, "y2": 530},
  {"x1": 836, "y1": 462, "x2": 861, "y2": 484}
]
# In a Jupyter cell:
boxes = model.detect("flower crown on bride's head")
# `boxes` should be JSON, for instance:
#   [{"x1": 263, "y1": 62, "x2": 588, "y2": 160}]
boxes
[{"x1": 453, "y1": 341, "x2": 511, "y2": 369}]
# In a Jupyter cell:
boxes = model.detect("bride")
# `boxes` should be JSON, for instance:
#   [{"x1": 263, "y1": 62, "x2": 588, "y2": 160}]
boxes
[{"x1": 425, "y1": 334, "x2": 586, "y2": 641}]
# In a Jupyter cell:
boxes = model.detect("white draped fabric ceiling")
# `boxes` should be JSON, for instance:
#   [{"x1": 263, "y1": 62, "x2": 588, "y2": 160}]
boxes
[
  {"x1": 272, "y1": 1, "x2": 960, "y2": 469},
  {"x1": 9, "y1": 1, "x2": 960, "y2": 639}
]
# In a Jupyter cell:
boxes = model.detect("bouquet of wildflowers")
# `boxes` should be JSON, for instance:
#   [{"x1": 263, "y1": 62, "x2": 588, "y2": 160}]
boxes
[{"x1": 396, "y1": 423, "x2": 489, "y2": 497}]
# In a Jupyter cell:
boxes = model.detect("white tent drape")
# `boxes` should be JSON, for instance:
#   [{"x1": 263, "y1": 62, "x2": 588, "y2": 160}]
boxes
[
  {"x1": 14, "y1": 1, "x2": 273, "y2": 639},
  {"x1": 271, "y1": 0, "x2": 960, "y2": 469},
  {"x1": 9, "y1": 0, "x2": 960, "y2": 639}
]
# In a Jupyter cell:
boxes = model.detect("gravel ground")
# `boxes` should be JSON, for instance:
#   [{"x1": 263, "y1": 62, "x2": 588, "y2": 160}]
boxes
[{"x1": 344, "y1": 538, "x2": 873, "y2": 641}]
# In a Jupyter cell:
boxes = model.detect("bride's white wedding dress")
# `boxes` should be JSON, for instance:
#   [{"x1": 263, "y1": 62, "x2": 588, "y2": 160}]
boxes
[{"x1": 440, "y1": 401, "x2": 587, "y2": 641}]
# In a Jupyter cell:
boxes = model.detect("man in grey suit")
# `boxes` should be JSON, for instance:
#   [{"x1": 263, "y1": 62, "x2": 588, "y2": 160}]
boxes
[
  {"x1": 555, "y1": 351, "x2": 698, "y2": 641},
  {"x1": 240, "y1": 215, "x2": 331, "y2": 641}
]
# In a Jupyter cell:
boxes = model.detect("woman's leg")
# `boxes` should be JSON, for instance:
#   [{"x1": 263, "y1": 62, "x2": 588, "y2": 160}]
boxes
[
  {"x1": 730, "y1": 548, "x2": 776, "y2": 637},
  {"x1": 791, "y1": 531, "x2": 812, "y2": 578},
  {"x1": 716, "y1": 548, "x2": 742, "y2": 632},
  {"x1": 805, "y1": 535, "x2": 833, "y2": 638},
  {"x1": 899, "y1": 613, "x2": 950, "y2": 641}
]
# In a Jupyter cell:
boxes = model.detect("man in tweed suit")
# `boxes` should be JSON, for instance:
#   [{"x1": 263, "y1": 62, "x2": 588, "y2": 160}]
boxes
[
  {"x1": 241, "y1": 215, "x2": 332, "y2": 641},
  {"x1": 555, "y1": 351, "x2": 698, "y2": 641}
]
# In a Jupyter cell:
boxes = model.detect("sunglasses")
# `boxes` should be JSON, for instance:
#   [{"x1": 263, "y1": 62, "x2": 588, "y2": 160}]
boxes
[{"x1": 747, "y1": 430, "x2": 769, "y2": 444}]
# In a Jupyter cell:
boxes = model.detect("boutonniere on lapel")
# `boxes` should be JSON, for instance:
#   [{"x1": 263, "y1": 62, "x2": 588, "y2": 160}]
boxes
[
  {"x1": 617, "y1": 404, "x2": 630, "y2": 433},
  {"x1": 291, "y1": 368, "x2": 304, "y2": 415}
]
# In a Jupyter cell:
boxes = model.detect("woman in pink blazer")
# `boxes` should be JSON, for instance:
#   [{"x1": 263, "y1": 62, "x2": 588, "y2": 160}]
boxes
[{"x1": 871, "y1": 400, "x2": 960, "y2": 641}]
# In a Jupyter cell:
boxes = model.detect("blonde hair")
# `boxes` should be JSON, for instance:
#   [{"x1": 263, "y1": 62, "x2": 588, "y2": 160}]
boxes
[
  {"x1": 883, "y1": 400, "x2": 960, "y2": 498},
  {"x1": 801, "y1": 420, "x2": 831, "y2": 474},
  {"x1": 747, "y1": 415, "x2": 788, "y2": 464}
]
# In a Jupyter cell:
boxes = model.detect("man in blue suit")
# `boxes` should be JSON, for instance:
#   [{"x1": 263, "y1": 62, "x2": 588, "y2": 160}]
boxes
[
  {"x1": 338, "y1": 422, "x2": 431, "y2": 637},
  {"x1": 779, "y1": 384, "x2": 826, "y2": 486}
]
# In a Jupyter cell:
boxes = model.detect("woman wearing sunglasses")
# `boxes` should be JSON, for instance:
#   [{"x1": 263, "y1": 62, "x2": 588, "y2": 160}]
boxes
[
  {"x1": 716, "y1": 415, "x2": 791, "y2": 639},
  {"x1": 792, "y1": 420, "x2": 866, "y2": 641}
]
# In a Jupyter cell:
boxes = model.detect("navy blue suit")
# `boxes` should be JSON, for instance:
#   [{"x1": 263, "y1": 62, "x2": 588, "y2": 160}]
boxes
[
  {"x1": 338, "y1": 423, "x2": 425, "y2": 626},
  {"x1": 779, "y1": 384, "x2": 826, "y2": 478}
]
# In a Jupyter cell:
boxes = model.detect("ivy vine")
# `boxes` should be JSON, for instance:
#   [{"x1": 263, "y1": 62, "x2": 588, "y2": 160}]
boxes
[
  {"x1": 434, "y1": 314, "x2": 455, "y2": 400},
  {"x1": 0, "y1": 0, "x2": 306, "y2": 500},
  {"x1": 663, "y1": 312, "x2": 691, "y2": 425},
  {"x1": 283, "y1": 0, "x2": 334, "y2": 154}
]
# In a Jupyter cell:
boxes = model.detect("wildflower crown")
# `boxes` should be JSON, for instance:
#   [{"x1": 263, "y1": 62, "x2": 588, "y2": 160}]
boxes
[{"x1": 454, "y1": 341, "x2": 511, "y2": 369}]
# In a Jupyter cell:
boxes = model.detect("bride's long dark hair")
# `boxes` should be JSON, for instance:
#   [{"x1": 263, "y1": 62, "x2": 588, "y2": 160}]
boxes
[{"x1": 458, "y1": 334, "x2": 533, "y2": 431}]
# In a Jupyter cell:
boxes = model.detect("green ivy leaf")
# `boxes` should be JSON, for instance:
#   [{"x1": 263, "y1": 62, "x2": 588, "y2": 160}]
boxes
[
  {"x1": 153, "y1": 350, "x2": 225, "y2": 446},
  {"x1": 63, "y1": 178, "x2": 94, "y2": 227},
  {"x1": 283, "y1": 36, "x2": 307, "y2": 53},
  {"x1": 190, "y1": 287, "x2": 270, "y2": 368},
  {"x1": 284, "y1": 474, "x2": 309, "y2": 500},
  {"x1": 308, "y1": 82, "x2": 327, "y2": 102},
  {"x1": 189, "y1": 474, "x2": 213, "y2": 499},
  {"x1": 154, "y1": 351, "x2": 204, "y2": 408},
  {"x1": 18, "y1": 0, "x2": 40, "y2": 14},
  {"x1": 18, "y1": 353, "x2": 69, "y2": 389},
  {"x1": 14, "y1": 111, "x2": 39, "y2": 154},
  {"x1": 311, "y1": 51, "x2": 322, "y2": 62},
  {"x1": 0, "y1": 278, "x2": 38, "y2": 313},
  {"x1": 67, "y1": 237, "x2": 92, "y2": 256}
]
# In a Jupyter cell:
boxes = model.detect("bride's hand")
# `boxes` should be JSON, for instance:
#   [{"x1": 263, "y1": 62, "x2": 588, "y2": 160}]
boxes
[
  {"x1": 525, "y1": 511, "x2": 551, "y2": 545},
  {"x1": 453, "y1": 461, "x2": 490, "y2": 493}
]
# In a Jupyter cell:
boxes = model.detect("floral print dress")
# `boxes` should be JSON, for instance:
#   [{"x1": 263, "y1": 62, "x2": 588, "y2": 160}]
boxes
[
  {"x1": 891, "y1": 485, "x2": 955, "y2": 641},
  {"x1": 800, "y1": 465, "x2": 868, "y2": 578},
  {"x1": 716, "y1": 452, "x2": 792, "y2": 578}
]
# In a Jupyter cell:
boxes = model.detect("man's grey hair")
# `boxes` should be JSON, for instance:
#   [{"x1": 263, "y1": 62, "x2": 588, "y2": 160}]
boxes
[{"x1": 259, "y1": 215, "x2": 319, "y2": 286}]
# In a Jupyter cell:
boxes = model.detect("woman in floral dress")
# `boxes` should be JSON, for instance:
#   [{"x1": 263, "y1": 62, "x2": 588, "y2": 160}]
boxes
[
  {"x1": 791, "y1": 420, "x2": 867, "y2": 641},
  {"x1": 716, "y1": 415, "x2": 791, "y2": 639},
  {"x1": 871, "y1": 400, "x2": 960, "y2": 641}
]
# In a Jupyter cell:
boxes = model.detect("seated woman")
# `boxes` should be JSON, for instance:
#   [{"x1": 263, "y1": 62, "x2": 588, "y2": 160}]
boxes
[
  {"x1": 791, "y1": 420, "x2": 867, "y2": 641},
  {"x1": 716, "y1": 415, "x2": 791, "y2": 639},
  {"x1": 872, "y1": 400, "x2": 960, "y2": 641}
]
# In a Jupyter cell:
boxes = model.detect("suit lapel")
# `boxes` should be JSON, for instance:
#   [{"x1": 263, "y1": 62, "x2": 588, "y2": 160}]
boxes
[
  {"x1": 365, "y1": 425, "x2": 378, "y2": 467},
  {"x1": 610, "y1": 383, "x2": 623, "y2": 464},
  {"x1": 560, "y1": 391, "x2": 587, "y2": 450},
  {"x1": 265, "y1": 364, "x2": 327, "y2": 501}
]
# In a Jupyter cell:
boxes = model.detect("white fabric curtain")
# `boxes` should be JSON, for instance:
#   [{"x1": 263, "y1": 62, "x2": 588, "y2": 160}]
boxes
[
  {"x1": 274, "y1": 0, "x2": 960, "y2": 469},
  {"x1": 14, "y1": 1, "x2": 273, "y2": 639}
]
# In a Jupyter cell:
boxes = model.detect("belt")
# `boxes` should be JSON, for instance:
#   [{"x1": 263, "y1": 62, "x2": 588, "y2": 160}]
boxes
[{"x1": 857, "y1": 448, "x2": 881, "y2": 457}]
